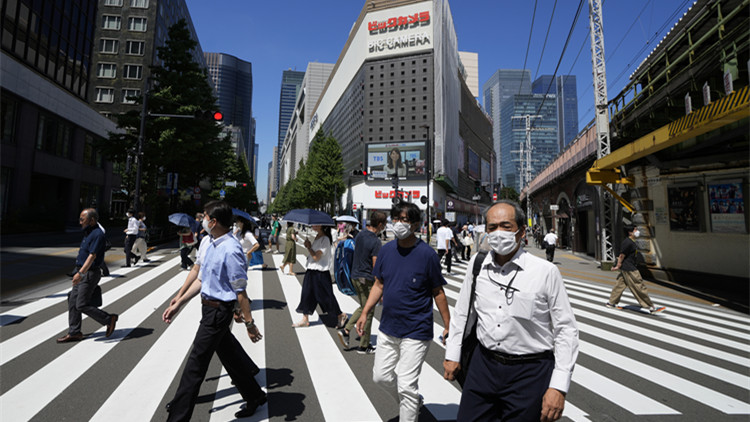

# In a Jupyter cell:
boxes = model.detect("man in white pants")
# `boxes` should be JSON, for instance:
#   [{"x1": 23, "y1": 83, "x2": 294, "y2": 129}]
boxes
[{"x1": 356, "y1": 202, "x2": 451, "y2": 421}]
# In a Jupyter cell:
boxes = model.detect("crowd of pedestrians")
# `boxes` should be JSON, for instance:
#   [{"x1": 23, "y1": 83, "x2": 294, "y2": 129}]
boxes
[{"x1": 58, "y1": 198, "x2": 592, "y2": 421}]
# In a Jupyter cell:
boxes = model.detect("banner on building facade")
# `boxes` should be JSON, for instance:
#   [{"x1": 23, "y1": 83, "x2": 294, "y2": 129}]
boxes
[{"x1": 708, "y1": 182, "x2": 746, "y2": 233}]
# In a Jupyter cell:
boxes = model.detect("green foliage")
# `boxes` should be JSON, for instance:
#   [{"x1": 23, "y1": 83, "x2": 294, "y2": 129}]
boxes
[
  {"x1": 498, "y1": 186, "x2": 520, "y2": 202},
  {"x1": 209, "y1": 156, "x2": 258, "y2": 212},
  {"x1": 269, "y1": 130, "x2": 345, "y2": 214},
  {"x1": 95, "y1": 19, "x2": 232, "y2": 219}
]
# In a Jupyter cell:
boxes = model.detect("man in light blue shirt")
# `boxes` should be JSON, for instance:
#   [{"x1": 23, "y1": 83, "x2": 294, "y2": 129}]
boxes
[{"x1": 163, "y1": 201, "x2": 266, "y2": 421}]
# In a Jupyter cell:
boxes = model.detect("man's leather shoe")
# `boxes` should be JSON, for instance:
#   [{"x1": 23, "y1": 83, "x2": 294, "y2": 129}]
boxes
[
  {"x1": 106, "y1": 314, "x2": 118, "y2": 337},
  {"x1": 57, "y1": 333, "x2": 83, "y2": 343},
  {"x1": 234, "y1": 395, "x2": 267, "y2": 418}
]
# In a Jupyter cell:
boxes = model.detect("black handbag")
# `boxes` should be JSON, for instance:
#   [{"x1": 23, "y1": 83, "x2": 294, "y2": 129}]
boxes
[{"x1": 455, "y1": 250, "x2": 487, "y2": 387}]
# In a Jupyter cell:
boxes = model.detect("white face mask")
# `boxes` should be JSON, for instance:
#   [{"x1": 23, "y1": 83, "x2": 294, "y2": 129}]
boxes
[
  {"x1": 392, "y1": 222, "x2": 413, "y2": 240},
  {"x1": 487, "y1": 229, "x2": 519, "y2": 256},
  {"x1": 633, "y1": 229, "x2": 640, "y2": 238},
  {"x1": 202, "y1": 218, "x2": 213, "y2": 236}
]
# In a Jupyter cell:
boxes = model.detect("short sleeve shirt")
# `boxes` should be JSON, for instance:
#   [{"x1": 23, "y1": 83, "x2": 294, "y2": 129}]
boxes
[
  {"x1": 436, "y1": 227, "x2": 452, "y2": 250},
  {"x1": 199, "y1": 232, "x2": 248, "y2": 302},
  {"x1": 619, "y1": 237, "x2": 638, "y2": 271},
  {"x1": 235, "y1": 230, "x2": 257, "y2": 255},
  {"x1": 306, "y1": 235, "x2": 332, "y2": 271},
  {"x1": 77, "y1": 226, "x2": 106, "y2": 267},
  {"x1": 351, "y1": 229, "x2": 382, "y2": 281},
  {"x1": 373, "y1": 239, "x2": 446, "y2": 340}
]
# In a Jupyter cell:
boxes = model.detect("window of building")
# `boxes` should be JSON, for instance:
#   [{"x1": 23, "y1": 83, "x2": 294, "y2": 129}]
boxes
[
  {"x1": 99, "y1": 38, "x2": 119, "y2": 53},
  {"x1": 104, "y1": 0, "x2": 123, "y2": 6},
  {"x1": 83, "y1": 134, "x2": 104, "y2": 168},
  {"x1": 1, "y1": 94, "x2": 18, "y2": 144},
  {"x1": 125, "y1": 40, "x2": 145, "y2": 55},
  {"x1": 123, "y1": 64, "x2": 142, "y2": 79},
  {"x1": 122, "y1": 88, "x2": 140, "y2": 104},
  {"x1": 97, "y1": 63, "x2": 116, "y2": 78},
  {"x1": 95, "y1": 87, "x2": 115, "y2": 103},
  {"x1": 102, "y1": 15, "x2": 121, "y2": 30},
  {"x1": 130, "y1": 0, "x2": 149, "y2": 8},
  {"x1": 35, "y1": 113, "x2": 72, "y2": 158},
  {"x1": 128, "y1": 17, "x2": 147, "y2": 32}
]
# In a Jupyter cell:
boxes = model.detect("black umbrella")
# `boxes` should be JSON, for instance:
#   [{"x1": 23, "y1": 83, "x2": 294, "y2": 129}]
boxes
[{"x1": 282, "y1": 209, "x2": 335, "y2": 226}]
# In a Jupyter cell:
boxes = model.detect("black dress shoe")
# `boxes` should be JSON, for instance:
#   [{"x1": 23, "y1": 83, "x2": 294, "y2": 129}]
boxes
[
  {"x1": 106, "y1": 314, "x2": 118, "y2": 337},
  {"x1": 235, "y1": 395, "x2": 267, "y2": 418}
]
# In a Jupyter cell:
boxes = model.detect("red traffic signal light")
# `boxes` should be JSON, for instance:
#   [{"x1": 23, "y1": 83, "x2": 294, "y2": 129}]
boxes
[{"x1": 194, "y1": 110, "x2": 223, "y2": 122}]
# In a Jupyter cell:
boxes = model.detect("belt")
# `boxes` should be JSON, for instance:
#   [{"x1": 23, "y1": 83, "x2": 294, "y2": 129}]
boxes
[
  {"x1": 480, "y1": 345, "x2": 553, "y2": 365},
  {"x1": 201, "y1": 298, "x2": 234, "y2": 308}
]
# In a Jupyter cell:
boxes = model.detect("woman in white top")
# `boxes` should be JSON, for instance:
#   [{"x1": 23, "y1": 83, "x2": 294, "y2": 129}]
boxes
[
  {"x1": 233, "y1": 216, "x2": 259, "y2": 264},
  {"x1": 293, "y1": 225, "x2": 347, "y2": 328}
]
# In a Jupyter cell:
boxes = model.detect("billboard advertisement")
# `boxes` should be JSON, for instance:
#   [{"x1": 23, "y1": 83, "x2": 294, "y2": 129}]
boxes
[
  {"x1": 709, "y1": 182, "x2": 746, "y2": 233},
  {"x1": 366, "y1": 141, "x2": 428, "y2": 180}
]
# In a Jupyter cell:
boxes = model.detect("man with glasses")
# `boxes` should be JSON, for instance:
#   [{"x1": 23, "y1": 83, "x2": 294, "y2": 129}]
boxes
[
  {"x1": 443, "y1": 200, "x2": 579, "y2": 422},
  {"x1": 356, "y1": 202, "x2": 451, "y2": 422},
  {"x1": 57, "y1": 208, "x2": 118, "y2": 343}
]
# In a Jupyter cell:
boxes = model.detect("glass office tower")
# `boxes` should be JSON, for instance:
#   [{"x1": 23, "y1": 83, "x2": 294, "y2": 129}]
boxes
[
  {"x1": 275, "y1": 69, "x2": 304, "y2": 195},
  {"x1": 532, "y1": 74, "x2": 578, "y2": 150}
]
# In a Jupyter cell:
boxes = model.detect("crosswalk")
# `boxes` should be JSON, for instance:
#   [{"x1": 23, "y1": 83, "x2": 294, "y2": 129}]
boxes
[{"x1": 1, "y1": 246, "x2": 749, "y2": 421}]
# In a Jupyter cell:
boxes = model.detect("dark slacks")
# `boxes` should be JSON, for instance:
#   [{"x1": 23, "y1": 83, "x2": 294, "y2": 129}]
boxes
[
  {"x1": 124, "y1": 234, "x2": 136, "y2": 266},
  {"x1": 180, "y1": 246, "x2": 194, "y2": 269},
  {"x1": 296, "y1": 269, "x2": 342, "y2": 316},
  {"x1": 67, "y1": 268, "x2": 111, "y2": 335},
  {"x1": 167, "y1": 302, "x2": 263, "y2": 422},
  {"x1": 545, "y1": 245, "x2": 556, "y2": 262},
  {"x1": 457, "y1": 346, "x2": 554, "y2": 422},
  {"x1": 437, "y1": 249, "x2": 452, "y2": 272}
]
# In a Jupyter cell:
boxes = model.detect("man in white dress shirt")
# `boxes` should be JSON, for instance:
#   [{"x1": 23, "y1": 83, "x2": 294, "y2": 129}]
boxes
[{"x1": 444, "y1": 200, "x2": 578, "y2": 422}]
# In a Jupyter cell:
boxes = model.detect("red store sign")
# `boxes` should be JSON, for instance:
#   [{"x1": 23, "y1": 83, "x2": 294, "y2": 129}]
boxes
[
  {"x1": 368, "y1": 11, "x2": 430, "y2": 32},
  {"x1": 374, "y1": 190, "x2": 421, "y2": 199}
]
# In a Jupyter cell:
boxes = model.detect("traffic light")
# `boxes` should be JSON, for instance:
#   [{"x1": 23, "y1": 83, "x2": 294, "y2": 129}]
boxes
[
  {"x1": 194, "y1": 110, "x2": 223, "y2": 122},
  {"x1": 352, "y1": 161, "x2": 367, "y2": 176},
  {"x1": 474, "y1": 180, "x2": 481, "y2": 194}
]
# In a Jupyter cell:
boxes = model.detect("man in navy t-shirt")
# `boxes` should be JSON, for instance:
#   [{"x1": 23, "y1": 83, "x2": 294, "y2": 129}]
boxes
[{"x1": 356, "y1": 202, "x2": 450, "y2": 422}]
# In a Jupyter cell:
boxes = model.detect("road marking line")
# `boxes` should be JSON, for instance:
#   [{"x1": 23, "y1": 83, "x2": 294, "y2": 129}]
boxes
[
  {"x1": 90, "y1": 274, "x2": 198, "y2": 422},
  {"x1": 0, "y1": 256, "x2": 179, "y2": 363},
  {"x1": 0, "y1": 265, "x2": 188, "y2": 421},
  {"x1": 272, "y1": 254, "x2": 381, "y2": 422}
]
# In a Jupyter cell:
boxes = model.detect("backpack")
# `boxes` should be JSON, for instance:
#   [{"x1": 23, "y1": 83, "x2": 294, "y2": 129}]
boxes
[{"x1": 334, "y1": 238, "x2": 357, "y2": 295}]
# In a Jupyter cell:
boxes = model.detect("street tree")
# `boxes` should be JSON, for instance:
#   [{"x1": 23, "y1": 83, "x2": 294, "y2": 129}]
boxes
[
  {"x1": 96, "y1": 19, "x2": 232, "y2": 218},
  {"x1": 306, "y1": 130, "x2": 345, "y2": 213}
]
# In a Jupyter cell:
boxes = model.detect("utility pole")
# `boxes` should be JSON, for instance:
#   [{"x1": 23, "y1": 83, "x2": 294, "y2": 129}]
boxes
[
  {"x1": 420, "y1": 124, "x2": 431, "y2": 245},
  {"x1": 133, "y1": 78, "x2": 150, "y2": 214},
  {"x1": 512, "y1": 115, "x2": 553, "y2": 226},
  {"x1": 588, "y1": 0, "x2": 615, "y2": 263}
]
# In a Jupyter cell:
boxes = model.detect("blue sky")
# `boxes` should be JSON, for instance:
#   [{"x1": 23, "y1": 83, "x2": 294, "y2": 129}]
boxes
[{"x1": 185, "y1": 0, "x2": 693, "y2": 202}]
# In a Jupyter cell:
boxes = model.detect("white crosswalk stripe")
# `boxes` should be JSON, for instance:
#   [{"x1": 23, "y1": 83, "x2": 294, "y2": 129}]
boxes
[{"x1": 1, "y1": 246, "x2": 748, "y2": 421}]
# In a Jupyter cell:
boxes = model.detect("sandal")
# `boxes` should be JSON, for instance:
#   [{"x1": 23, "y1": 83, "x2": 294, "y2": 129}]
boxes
[{"x1": 292, "y1": 320, "x2": 310, "y2": 328}]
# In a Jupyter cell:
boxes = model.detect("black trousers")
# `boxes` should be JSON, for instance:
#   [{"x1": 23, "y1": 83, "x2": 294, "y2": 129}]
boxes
[
  {"x1": 167, "y1": 302, "x2": 263, "y2": 422},
  {"x1": 457, "y1": 346, "x2": 554, "y2": 422},
  {"x1": 67, "y1": 268, "x2": 111, "y2": 335},
  {"x1": 296, "y1": 269, "x2": 342, "y2": 317},
  {"x1": 437, "y1": 249, "x2": 452, "y2": 272},
  {"x1": 124, "y1": 234, "x2": 136, "y2": 266},
  {"x1": 546, "y1": 245, "x2": 555, "y2": 262},
  {"x1": 180, "y1": 246, "x2": 194, "y2": 269}
]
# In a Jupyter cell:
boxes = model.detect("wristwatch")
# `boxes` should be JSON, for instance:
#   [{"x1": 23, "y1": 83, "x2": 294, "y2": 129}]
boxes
[
  {"x1": 78, "y1": 270, "x2": 85, "y2": 276},
  {"x1": 244, "y1": 320, "x2": 256, "y2": 330}
]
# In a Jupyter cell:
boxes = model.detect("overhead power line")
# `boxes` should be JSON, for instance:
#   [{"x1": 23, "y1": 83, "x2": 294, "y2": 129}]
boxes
[{"x1": 519, "y1": 0, "x2": 539, "y2": 95}]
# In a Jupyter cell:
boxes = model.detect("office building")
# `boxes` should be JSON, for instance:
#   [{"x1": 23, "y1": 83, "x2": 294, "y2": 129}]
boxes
[
  {"x1": 500, "y1": 93, "x2": 558, "y2": 192},
  {"x1": 267, "y1": 146, "x2": 278, "y2": 203},
  {"x1": 307, "y1": 0, "x2": 493, "y2": 223},
  {"x1": 532, "y1": 74, "x2": 578, "y2": 149},
  {"x1": 482, "y1": 69, "x2": 531, "y2": 184},
  {"x1": 275, "y1": 69, "x2": 304, "y2": 196},
  {"x1": 1, "y1": 0, "x2": 121, "y2": 227},
  {"x1": 279, "y1": 62, "x2": 333, "y2": 185},
  {"x1": 205, "y1": 52, "x2": 253, "y2": 177},
  {"x1": 89, "y1": 0, "x2": 206, "y2": 118}
]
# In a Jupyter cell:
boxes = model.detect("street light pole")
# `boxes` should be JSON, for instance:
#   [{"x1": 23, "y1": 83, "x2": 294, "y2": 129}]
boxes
[
  {"x1": 133, "y1": 79, "x2": 150, "y2": 213},
  {"x1": 420, "y1": 124, "x2": 431, "y2": 245}
]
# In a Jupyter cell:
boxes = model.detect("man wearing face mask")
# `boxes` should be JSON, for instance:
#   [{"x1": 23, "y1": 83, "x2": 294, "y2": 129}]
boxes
[
  {"x1": 443, "y1": 200, "x2": 579, "y2": 422},
  {"x1": 356, "y1": 202, "x2": 451, "y2": 422},
  {"x1": 606, "y1": 225, "x2": 665, "y2": 314},
  {"x1": 338, "y1": 211, "x2": 387, "y2": 354},
  {"x1": 122, "y1": 209, "x2": 138, "y2": 267}
]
